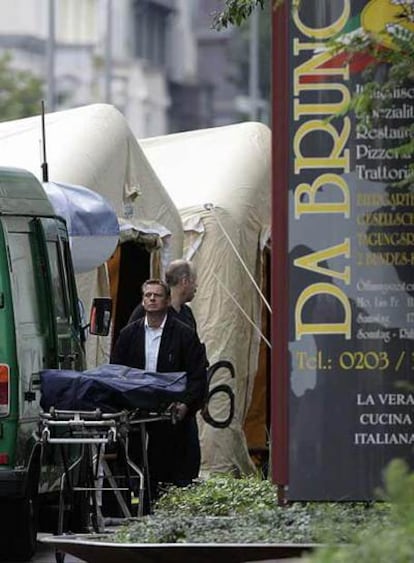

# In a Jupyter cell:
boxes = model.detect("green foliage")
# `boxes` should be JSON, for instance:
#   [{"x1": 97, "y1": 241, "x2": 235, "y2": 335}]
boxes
[
  {"x1": 212, "y1": 0, "x2": 305, "y2": 29},
  {"x1": 337, "y1": 27, "x2": 414, "y2": 120},
  {"x1": 111, "y1": 474, "x2": 390, "y2": 545},
  {"x1": 155, "y1": 474, "x2": 277, "y2": 515},
  {"x1": 379, "y1": 458, "x2": 414, "y2": 527},
  {"x1": 212, "y1": 0, "x2": 267, "y2": 29},
  {"x1": 212, "y1": 0, "x2": 296, "y2": 30},
  {"x1": 331, "y1": 20, "x2": 414, "y2": 185},
  {"x1": 308, "y1": 460, "x2": 414, "y2": 563},
  {"x1": 113, "y1": 509, "x2": 313, "y2": 544},
  {"x1": 0, "y1": 52, "x2": 43, "y2": 122}
]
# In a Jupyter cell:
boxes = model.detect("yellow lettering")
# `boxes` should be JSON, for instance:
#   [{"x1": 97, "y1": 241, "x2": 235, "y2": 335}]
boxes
[
  {"x1": 294, "y1": 174, "x2": 350, "y2": 218},
  {"x1": 295, "y1": 283, "x2": 352, "y2": 339},
  {"x1": 294, "y1": 118, "x2": 351, "y2": 173},
  {"x1": 294, "y1": 239, "x2": 351, "y2": 284},
  {"x1": 294, "y1": 83, "x2": 351, "y2": 120},
  {"x1": 294, "y1": 43, "x2": 349, "y2": 96},
  {"x1": 293, "y1": 1, "x2": 350, "y2": 39}
]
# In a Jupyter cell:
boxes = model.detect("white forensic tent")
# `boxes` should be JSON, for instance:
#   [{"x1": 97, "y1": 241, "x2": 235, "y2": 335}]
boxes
[
  {"x1": 0, "y1": 104, "x2": 184, "y2": 364},
  {"x1": 140, "y1": 122, "x2": 271, "y2": 474}
]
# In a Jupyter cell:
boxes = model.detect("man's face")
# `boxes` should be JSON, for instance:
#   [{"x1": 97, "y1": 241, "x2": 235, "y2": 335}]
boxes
[
  {"x1": 142, "y1": 284, "x2": 170, "y2": 313},
  {"x1": 182, "y1": 274, "x2": 197, "y2": 302}
]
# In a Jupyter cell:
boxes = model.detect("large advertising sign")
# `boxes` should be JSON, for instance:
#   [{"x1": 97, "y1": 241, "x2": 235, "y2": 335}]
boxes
[{"x1": 286, "y1": 0, "x2": 414, "y2": 500}]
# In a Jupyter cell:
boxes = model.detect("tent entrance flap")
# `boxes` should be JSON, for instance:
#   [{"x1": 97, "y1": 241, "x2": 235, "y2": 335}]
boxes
[{"x1": 109, "y1": 241, "x2": 151, "y2": 347}]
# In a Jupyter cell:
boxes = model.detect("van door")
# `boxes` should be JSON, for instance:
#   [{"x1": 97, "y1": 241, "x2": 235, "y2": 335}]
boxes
[
  {"x1": 3, "y1": 216, "x2": 84, "y2": 464},
  {"x1": 2, "y1": 216, "x2": 53, "y2": 465},
  {"x1": 36, "y1": 217, "x2": 84, "y2": 372}
]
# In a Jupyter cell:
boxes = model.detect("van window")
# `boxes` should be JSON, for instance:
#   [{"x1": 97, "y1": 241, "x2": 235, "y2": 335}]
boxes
[
  {"x1": 7, "y1": 232, "x2": 42, "y2": 328},
  {"x1": 45, "y1": 241, "x2": 68, "y2": 322},
  {"x1": 39, "y1": 218, "x2": 72, "y2": 325},
  {"x1": 61, "y1": 238, "x2": 81, "y2": 328}
]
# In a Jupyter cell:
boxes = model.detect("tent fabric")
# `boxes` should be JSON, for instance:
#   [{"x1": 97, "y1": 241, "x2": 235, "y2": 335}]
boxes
[
  {"x1": 0, "y1": 103, "x2": 183, "y2": 263},
  {"x1": 139, "y1": 121, "x2": 271, "y2": 475},
  {"x1": 0, "y1": 104, "x2": 184, "y2": 366}
]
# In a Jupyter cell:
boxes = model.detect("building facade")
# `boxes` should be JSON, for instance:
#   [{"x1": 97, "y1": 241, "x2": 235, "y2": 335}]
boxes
[{"x1": 0, "y1": 0, "x2": 244, "y2": 136}]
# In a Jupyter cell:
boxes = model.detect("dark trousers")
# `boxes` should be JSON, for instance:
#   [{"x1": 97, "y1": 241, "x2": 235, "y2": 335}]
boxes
[{"x1": 147, "y1": 416, "x2": 200, "y2": 486}]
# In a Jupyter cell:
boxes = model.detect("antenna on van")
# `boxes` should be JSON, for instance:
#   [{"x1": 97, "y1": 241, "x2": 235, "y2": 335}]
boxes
[{"x1": 40, "y1": 99, "x2": 49, "y2": 183}]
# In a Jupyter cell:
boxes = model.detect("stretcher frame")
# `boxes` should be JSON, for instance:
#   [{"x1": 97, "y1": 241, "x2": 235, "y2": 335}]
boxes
[{"x1": 39, "y1": 408, "x2": 170, "y2": 539}]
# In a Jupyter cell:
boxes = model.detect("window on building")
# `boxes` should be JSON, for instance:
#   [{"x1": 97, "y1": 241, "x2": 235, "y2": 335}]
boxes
[{"x1": 132, "y1": 0, "x2": 174, "y2": 67}]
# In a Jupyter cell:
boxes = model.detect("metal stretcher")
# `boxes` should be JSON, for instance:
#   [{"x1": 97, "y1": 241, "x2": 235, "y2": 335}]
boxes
[
  {"x1": 39, "y1": 407, "x2": 171, "y2": 561},
  {"x1": 38, "y1": 360, "x2": 236, "y2": 562}
]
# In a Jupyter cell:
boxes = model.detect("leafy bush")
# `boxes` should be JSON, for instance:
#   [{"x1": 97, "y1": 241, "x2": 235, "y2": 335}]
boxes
[
  {"x1": 111, "y1": 474, "x2": 390, "y2": 545},
  {"x1": 308, "y1": 459, "x2": 414, "y2": 563},
  {"x1": 155, "y1": 474, "x2": 277, "y2": 515}
]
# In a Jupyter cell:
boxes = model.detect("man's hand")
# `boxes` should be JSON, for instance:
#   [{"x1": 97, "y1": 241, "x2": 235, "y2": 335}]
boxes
[{"x1": 168, "y1": 401, "x2": 188, "y2": 422}]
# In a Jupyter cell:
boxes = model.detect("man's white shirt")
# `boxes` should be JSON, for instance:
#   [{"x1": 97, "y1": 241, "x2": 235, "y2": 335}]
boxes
[{"x1": 144, "y1": 315, "x2": 167, "y2": 371}]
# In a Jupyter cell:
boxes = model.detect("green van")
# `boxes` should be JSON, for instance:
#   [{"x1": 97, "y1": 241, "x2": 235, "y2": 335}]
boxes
[{"x1": 0, "y1": 167, "x2": 109, "y2": 560}]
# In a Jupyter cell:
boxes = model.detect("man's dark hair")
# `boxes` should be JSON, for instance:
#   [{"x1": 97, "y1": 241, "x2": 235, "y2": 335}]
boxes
[
  {"x1": 142, "y1": 279, "x2": 171, "y2": 298},
  {"x1": 165, "y1": 259, "x2": 195, "y2": 287}
]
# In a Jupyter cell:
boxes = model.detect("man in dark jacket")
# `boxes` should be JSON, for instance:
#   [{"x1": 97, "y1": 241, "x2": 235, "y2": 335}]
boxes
[{"x1": 110, "y1": 279, "x2": 207, "y2": 492}]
